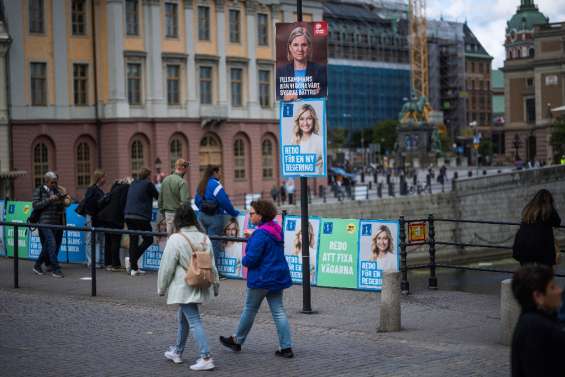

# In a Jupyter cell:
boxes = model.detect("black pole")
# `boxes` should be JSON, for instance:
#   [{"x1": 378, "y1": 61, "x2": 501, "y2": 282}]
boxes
[
  {"x1": 428, "y1": 214, "x2": 438, "y2": 289},
  {"x1": 90, "y1": 229, "x2": 97, "y2": 296},
  {"x1": 399, "y1": 216, "x2": 409, "y2": 294},
  {"x1": 13, "y1": 224, "x2": 19, "y2": 288}
]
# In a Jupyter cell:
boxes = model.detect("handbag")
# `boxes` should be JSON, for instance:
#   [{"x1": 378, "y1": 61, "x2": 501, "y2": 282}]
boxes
[
  {"x1": 177, "y1": 232, "x2": 214, "y2": 289},
  {"x1": 200, "y1": 199, "x2": 219, "y2": 215}
]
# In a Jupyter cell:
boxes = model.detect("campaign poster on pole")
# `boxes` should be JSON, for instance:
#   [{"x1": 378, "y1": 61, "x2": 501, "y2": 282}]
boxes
[
  {"x1": 283, "y1": 215, "x2": 320, "y2": 285},
  {"x1": 217, "y1": 214, "x2": 246, "y2": 279},
  {"x1": 0, "y1": 200, "x2": 5, "y2": 256},
  {"x1": 280, "y1": 99, "x2": 327, "y2": 177},
  {"x1": 276, "y1": 21, "x2": 328, "y2": 100},
  {"x1": 316, "y1": 218, "x2": 359, "y2": 289},
  {"x1": 4, "y1": 201, "x2": 32, "y2": 258},
  {"x1": 358, "y1": 220, "x2": 400, "y2": 290}
]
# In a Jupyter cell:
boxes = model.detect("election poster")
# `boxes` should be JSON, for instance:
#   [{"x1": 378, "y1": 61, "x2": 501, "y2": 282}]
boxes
[
  {"x1": 140, "y1": 209, "x2": 163, "y2": 271},
  {"x1": 283, "y1": 215, "x2": 320, "y2": 285},
  {"x1": 280, "y1": 99, "x2": 327, "y2": 177},
  {"x1": 358, "y1": 220, "x2": 400, "y2": 290},
  {"x1": 0, "y1": 200, "x2": 5, "y2": 256},
  {"x1": 276, "y1": 21, "x2": 328, "y2": 100},
  {"x1": 217, "y1": 214, "x2": 246, "y2": 279},
  {"x1": 316, "y1": 218, "x2": 359, "y2": 289},
  {"x1": 4, "y1": 201, "x2": 32, "y2": 258}
]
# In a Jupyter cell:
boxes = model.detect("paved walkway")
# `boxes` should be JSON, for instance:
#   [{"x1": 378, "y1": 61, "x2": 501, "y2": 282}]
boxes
[{"x1": 0, "y1": 259, "x2": 509, "y2": 376}]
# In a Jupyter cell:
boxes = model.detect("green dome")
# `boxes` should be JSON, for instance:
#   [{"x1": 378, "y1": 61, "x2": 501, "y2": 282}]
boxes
[{"x1": 506, "y1": 2, "x2": 548, "y2": 33}]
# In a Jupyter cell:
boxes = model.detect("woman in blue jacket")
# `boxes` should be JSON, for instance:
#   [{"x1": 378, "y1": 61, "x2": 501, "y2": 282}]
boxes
[
  {"x1": 219, "y1": 200, "x2": 293, "y2": 358},
  {"x1": 195, "y1": 166, "x2": 239, "y2": 275}
]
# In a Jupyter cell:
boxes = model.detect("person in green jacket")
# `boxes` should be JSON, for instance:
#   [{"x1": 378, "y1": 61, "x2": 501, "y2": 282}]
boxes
[{"x1": 159, "y1": 159, "x2": 191, "y2": 234}]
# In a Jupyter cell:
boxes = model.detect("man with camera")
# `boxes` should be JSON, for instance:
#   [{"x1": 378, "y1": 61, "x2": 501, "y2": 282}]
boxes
[{"x1": 32, "y1": 171, "x2": 71, "y2": 278}]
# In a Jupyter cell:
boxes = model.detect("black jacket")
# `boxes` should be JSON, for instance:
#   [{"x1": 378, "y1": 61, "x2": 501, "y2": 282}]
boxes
[
  {"x1": 276, "y1": 61, "x2": 327, "y2": 99},
  {"x1": 32, "y1": 185, "x2": 66, "y2": 225},
  {"x1": 83, "y1": 184, "x2": 105, "y2": 225},
  {"x1": 97, "y1": 183, "x2": 130, "y2": 228},
  {"x1": 124, "y1": 179, "x2": 158, "y2": 222},
  {"x1": 513, "y1": 209, "x2": 561, "y2": 266},
  {"x1": 511, "y1": 309, "x2": 565, "y2": 377}
]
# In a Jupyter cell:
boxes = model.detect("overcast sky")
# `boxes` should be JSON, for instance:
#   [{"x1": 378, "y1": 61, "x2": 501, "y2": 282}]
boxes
[{"x1": 426, "y1": 0, "x2": 565, "y2": 69}]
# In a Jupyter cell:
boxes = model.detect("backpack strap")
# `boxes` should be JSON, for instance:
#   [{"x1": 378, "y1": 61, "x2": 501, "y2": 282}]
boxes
[{"x1": 176, "y1": 231, "x2": 207, "y2": 254}]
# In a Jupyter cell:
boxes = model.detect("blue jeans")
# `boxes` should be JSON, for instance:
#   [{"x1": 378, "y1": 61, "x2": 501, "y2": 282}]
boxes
[
  {"x1": 36, "y1": 228, "x2": 63, "y2": 272},
  {"x1": 85, "y1": 216, "x2": 104, "y2": 267},
  {"x1": 235, "y1": 288, "x2": 292, "y2": 349},
  {"x1": 198, "y1": 213, "x2": 224, "y2": 270},
  {"x1": 174, "y1": 303, "x2": 210, "y2": 358}
]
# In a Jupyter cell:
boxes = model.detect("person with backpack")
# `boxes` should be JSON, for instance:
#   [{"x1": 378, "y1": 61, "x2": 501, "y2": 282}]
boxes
[
  {"x1": 219, "y1": 200, "x2": 294, "y2": 358},
  {"x1": 80, "y1": 169, "x2": 106, "y2": 268},
  {"x1": 195, "y1": 166, "x2": 239, "y2": 276},
  {"x1": 158, "y1": 203, "x2": 219, "y2": 371}
]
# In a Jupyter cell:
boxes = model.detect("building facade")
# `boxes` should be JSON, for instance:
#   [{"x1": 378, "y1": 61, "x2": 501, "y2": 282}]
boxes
[
  {"x1": 502, "y1": 0, "x2": 565, "y2": 163},
  {"x1": 490, "y1": 69, "x2": 505, "y2": 155},
  {"x1": 5, "y1": 0, "x2": 324, "y2": 201}
]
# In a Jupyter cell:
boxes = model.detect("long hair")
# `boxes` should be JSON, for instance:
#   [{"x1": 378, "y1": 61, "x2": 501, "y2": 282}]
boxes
[
  {"x1": 286, "y1": 26, "x2": 313, "y2": 62},
  {"x1": 197, "y1": 166, "x2": 220, "y2": 197},
  {"x1": 292, "y1": 104, "x2": 320, "y2": 144},
  {"x1": 371, "y1": 225, "x2": 394, "y2": 258},
  {"x1": 174, "y1": 203, "x2": 201, "y2": 231},
  {"x1": 223, "y1": 217, "x2": 240, "y2": 247},
  {"x1": 521, "y1": 189, "x2": 555, "y2": 224},
  {"x1": 293, "y1": 221, "x2": 315, "y2": 255}
]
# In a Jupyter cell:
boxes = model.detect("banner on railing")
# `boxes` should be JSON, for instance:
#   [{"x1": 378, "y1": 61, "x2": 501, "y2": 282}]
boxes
[
  {"x1": 283, "y1": 215, "x2": 321, "y2": 285},
  {"x1": 4, "y1": 201, "x2": 32, "y2": 257},
  {"x1": 358, "y1": 220, "x2": 400, "y2": 290}
]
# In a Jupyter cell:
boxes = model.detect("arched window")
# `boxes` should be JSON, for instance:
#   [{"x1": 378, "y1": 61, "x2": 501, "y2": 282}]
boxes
[
  {"x1": 199, "y1": 133, "x2": 222, "y2": 174},
  {"x1": 170, "y1": 137, "x2": 183, "y2": 171},
  {"x1": 76, "y1": 142, "x2": 91, "y2": 188},
  {"x1": 262, "y1": 138, "x2": 274, "y2": 179},
  {"x1": 131, "y1": 139, "x2": 144, "y2": 178},
  {"x1": 233, "y1": 138, "x2": 245, "y2": 180},
  {"x1": 33, "y1": 143, "x2": 49, "y2": 188}
]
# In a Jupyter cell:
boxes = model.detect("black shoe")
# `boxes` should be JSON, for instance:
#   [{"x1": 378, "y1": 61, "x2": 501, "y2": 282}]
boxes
[
  {"x1": 32, "y1": 266, "x2": 44, "y2": 276},
  {"x1": 275, "y1": 348, "x2": 294, "y2": 358},
  {"x1": 52, "y1": 271, "x2": 64, "y2": 278},
  {"x1": 219, "y1": 336, "x2": 241, "y2": 352}
]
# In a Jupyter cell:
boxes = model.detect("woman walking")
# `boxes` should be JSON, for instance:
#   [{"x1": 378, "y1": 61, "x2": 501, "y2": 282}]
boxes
[
  {"x1": 219, "y1": 200, "x2": 294, "y2": 358},
  {"x1": 158, "y1": 203, "x2": 219, "y2": 371}
]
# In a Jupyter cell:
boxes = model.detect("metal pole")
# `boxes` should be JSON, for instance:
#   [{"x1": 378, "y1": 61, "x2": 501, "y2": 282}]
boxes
[
  {"x1": 399, "y1": 217, "x2": 409, "y2": 294},
  {"x1": 90, "y1": 229, "x2": 97, "y2": 296},
  {"x1": 428, "y1": 214, "x2": 438, "y2": 289},
  {"x1": 13, "y1": 225, "x2": 19, "y2": 288}
]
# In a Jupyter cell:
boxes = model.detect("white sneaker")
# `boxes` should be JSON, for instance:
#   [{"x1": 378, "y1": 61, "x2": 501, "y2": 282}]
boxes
[
  {"x1": 130, "y1": 269, "x2": 146, "y2": 277},
  {"x1": 164, "y1": 347, "x2": 183, "y2": 364},
  {"x1": 125, "y1": 257, "x2": 131, "y2": 273},
  {"x1": 190, "y1": 357, "x2": 215, "y2": 371}
]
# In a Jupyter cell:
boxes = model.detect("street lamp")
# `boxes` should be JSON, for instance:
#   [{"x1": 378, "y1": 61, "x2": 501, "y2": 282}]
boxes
[{"x1": 512, "y1": 134, "x2": 522, "y2": 161}]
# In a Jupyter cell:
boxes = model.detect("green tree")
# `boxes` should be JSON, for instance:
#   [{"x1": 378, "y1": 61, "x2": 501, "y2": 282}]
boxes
[
  {"x1": 550, "y1": 118, "x2": 565, "y2": 162},
  {"x1": 328, "y1": 128, "x2": 348, "y2": 149},
  {"x1": 478, "y1": 139, "x2": 494, "y2": 157},
  {"x1": 372, "y1": 120, "x2": 399, "y2": 154}
]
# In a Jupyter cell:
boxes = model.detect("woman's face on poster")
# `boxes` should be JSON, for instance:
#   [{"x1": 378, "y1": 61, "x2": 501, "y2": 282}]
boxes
[
  {"x1": 289, "y1": 35, "x2": 309, "y2": 64},
  {"x1": 376, "y1": 231, "x2": 390, "y2": 253},
  {"x1": 225, "y1": 222, "x2": 238, "y2": 237},
  {"x1": 298, "y1": 110, "x2": 315, "y2": 135}
]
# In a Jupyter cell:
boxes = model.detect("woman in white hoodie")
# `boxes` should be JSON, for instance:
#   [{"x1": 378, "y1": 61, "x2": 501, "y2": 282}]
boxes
[{"x1": 157, "y1": 203, "x2": 220, "y2": 371}]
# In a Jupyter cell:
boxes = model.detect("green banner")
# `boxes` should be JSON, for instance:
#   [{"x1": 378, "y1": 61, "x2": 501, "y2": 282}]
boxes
[
  {"x1": 316, "y1": 218, "x2": 359, "y2": 289},
  {"x1": 4, "y1": 201, "x2": 32, "y2": 258}
]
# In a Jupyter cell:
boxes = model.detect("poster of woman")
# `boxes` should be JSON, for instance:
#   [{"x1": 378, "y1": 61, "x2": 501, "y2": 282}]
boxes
[
  {"x1": 283, "y1": 215, "x2": 320, "y2": 285},
  {"x1": 357, "y1": 220, "x2": 400, "y2": 290},
  {"x1": 276, "y1": 22, "x2": 328, "y2": 100},
  {"x1": 219, "y1": 215, "x2": 246, "y2": 278}
]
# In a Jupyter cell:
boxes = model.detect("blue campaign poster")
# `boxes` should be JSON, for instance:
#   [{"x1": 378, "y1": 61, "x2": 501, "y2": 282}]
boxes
[
  {"x1": 279, "y1": 98, "x2": 327, "y2": 177},
  {"x1": 29, "y1": 203, "x2": 87, "y2": 263},
  {"x1": 283, "y1": 215, "x2": 320, "y2": 285},
  {"x1": 216, "y1": 214, "x2": 246, "y2": 279},
  {"x1": 357, "y1": 220, "x2": 400, "y2": 291},
  {"x1": 139, "y1": 209, "x2": 163, "y2": 271},
  {"x1": 0, "y1": 200, "x2": 5, "y2": 256}
]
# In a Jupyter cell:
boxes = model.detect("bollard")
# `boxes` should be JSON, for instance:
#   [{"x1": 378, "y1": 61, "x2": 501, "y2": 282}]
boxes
[
  {"x1": 377, "y1": 183, "x2": 382, "y2": 198},
  {"x1": 399, "y1": 216, "x2": 409, "y2": 294},
  {"x1": 500, "y1": 279, "x2": 520, "y2": 346},
  {"x1": 378, "y1": 271, "x2": 401, "y2": 332},
  {"x1": 428, "y1": 214, "x2": 438, "y2": 289}
]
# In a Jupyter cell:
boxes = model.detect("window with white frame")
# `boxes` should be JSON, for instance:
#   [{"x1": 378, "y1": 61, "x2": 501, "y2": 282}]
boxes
[
  {"x1": 199, "y1": 66, "x2": 212, "y2": 104},
  {"x1": 127, "y1": 62, "x2": 142, "y2": 105},
  {"x1": 230, "y1": 68, "x2": 242, "y2": 107}
]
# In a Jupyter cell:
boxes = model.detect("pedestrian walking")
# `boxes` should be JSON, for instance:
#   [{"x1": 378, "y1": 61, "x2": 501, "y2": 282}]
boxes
[
  {"x1": 124, "y1": 168, "x2": 159, "y2": 276},
  {"x1": 195, "y1": 166, "x2": 239, "y2": 277},
  {"x1": 158, "y1": 203, "x2": 219, "y2": 371},
  {"x1": 81, "y1": 169, "x2": 106, "y2": 268},
  {"x1": 286, "y1": 179, "x2": 295, "y2": 205},
  {"x1": 219, "y1": 199, "x2": 294, "y2": 358},
  {"x1": 159, "y1": 159, "x2": 191, "y2": 235},
  {"x1": 511, "y1": 265, "x2": 565, "y2": 377},
  {"x1": 32, "y1": 171, "x2": 71, "y2": 278},
  {"x1": 97, "y1": 177, "x2": 132, "y2": 271},
  {"x1": 270, "y1": 185, "x2": 279, "y2": 204},
  {"x1": 279, "y1": 182, "x2": 287, "y2": 204}
]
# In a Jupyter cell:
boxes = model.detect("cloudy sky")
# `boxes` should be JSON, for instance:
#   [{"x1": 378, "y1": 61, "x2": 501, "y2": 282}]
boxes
[{"x1": 427, "y1": 0, "x2": 565, "y2": 69}]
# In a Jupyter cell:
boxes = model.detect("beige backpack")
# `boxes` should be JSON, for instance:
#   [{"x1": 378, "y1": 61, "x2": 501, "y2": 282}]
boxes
[{"x1": 177, "y1": 232, "x2": 215, "y2": 289}]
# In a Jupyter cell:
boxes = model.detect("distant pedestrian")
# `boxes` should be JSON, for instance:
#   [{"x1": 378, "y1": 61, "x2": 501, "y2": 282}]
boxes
[
  {"x1": 219, "y1": 200, "x2": 293, "y2": 358},
  {"x1": 32, "y1": 171, "x2": 71, "y2": 278},
  {"x1": 124, "y1": 168, "x2": 159, "y2": 276},
  {"x1": 158, "y1": 203, "x2": 219, "y2": 371},
  {"x1": 280, "y1": 182, "x2": 287, "y2": 204},
  {"x1": 511, "y1": 265, "x2": 565, "y2": 377},
  {"x1": 286, "y1": 179, "x2": 295, "y2": 205},
  {"x1": 82, "y1": 169, "x2": 106, "y2": 268},
  {"x1": 97, "y1": 177, "x2": 132, "y2": 271},
  {"x1": 159, "y1": 159, "x2": 191, "y2": 235},
  {"x1": 195, "y1": 166, "x2": 239, "y2": 276},
  {"x1": 270, "y1": 185, "x2": 279, "y2": 203}
]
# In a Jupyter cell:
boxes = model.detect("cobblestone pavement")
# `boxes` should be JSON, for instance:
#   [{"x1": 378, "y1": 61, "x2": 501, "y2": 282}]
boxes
[{"x1": 0, "y1": 259, "x2": 509, "y2": 376}]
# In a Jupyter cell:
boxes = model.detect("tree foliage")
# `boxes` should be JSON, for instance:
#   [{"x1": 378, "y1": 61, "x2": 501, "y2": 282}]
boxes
[
  {"x1": 372, "y1": 120, "x2": 399, "y2": 154},
  {"x1": 551, "y1": 118, "x2": 565, "y2": 160}
]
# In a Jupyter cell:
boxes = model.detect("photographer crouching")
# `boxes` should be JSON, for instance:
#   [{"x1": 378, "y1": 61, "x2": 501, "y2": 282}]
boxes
[{"x1": 32, "y1": 171, "x2": 71, "y2": 278}]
